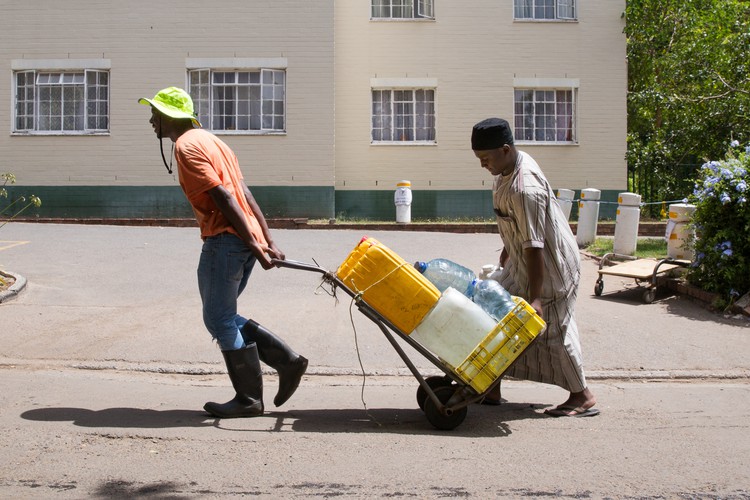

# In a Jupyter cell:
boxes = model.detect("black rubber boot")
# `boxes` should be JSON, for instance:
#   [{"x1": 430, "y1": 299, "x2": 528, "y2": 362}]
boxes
[
  {"x1": 242, "y1": 319, "x2": 308, "y2": 407},
  {"x1": 204, "y1": 344, "x2": 264, "y2": 418}
]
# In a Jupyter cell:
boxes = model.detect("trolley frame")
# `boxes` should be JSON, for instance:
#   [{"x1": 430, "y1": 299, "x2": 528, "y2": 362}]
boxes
[{"x1": 275, "y1": 258, "x2": 524, "y2": 430}]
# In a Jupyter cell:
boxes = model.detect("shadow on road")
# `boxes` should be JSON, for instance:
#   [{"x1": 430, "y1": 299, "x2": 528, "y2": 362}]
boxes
[
  {"x1": 591, "y1": 285, "x2": 746, "y2": 324},
  {"x1": 20, "y1": 407, "x2": 210, "y2": 428},
  {"x1": 20, "y1": 401, "x2": 550, "y2": 436},
  {"x1": 263, "y1": 402, "x2": 551, "y2": 436}
]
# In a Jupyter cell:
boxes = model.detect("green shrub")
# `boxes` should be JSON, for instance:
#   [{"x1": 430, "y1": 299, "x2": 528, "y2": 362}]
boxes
[{"x1": 688, "y1": 141, "x2": 750, "y2": 308}]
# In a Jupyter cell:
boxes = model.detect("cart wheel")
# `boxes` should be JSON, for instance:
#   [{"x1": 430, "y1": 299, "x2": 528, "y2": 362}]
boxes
[
  {"x1": 594, "y1": 279, "x2": 604, "y2": 296},
  {"x1": 642, "y1": 288, "x2": 656, "y2": 304},
  {"x1": 424, "y1": 386, "x2": 468, "y2": 431},
  {"x1": 416, "y1": 375, "x2": 453, "y2": 411}
]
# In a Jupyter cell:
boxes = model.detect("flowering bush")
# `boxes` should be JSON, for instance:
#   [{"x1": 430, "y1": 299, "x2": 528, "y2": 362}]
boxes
[
  {"x1": 1, "y1": 173, "x2": 42, "y2": 231},
  {"x1": 688, "y1": 141, "x2": 750, "y2": 308},
  {"x1": 1, "y1": 173, "x2": 42, "y2": 288}
]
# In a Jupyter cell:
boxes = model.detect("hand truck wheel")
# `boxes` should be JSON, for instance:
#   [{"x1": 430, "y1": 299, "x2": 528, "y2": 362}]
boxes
[
  {"x1": 424, "y1": 386, "x2": 468, "y2": 431},
  {"x1": 416, "y1": 375, "x2": 454, "y2": 411},
  {"x1": 642, "y1": 287, "x2": 656, "y2": 304},
  {"x1": 594, "y1": 279, "x2": 604, "y2": 296}
]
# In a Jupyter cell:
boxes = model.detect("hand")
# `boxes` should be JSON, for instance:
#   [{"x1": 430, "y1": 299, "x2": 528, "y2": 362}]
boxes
[
  {"x1": 256, "y1": 252, "x2": 276, "y2": 270},
  {"x1": 266, "y1": 242, "x2": 286, "y2": 262},
  {"x1": 256, "y1": 242, "x2": 285, "y2": 270},
  {"x1": 530, "y1": 297, "x2": 543, "y2": 317}
]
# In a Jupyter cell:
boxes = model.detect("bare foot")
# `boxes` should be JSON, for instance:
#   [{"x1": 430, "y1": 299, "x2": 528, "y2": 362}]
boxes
[{"x1": 547, "y1": 387, "x2": 597, "y2": 414}]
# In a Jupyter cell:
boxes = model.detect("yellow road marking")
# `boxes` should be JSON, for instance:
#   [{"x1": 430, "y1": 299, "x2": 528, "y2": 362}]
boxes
[{"x1": 0, "y1": 241, "x2": 29, "y2": 251}]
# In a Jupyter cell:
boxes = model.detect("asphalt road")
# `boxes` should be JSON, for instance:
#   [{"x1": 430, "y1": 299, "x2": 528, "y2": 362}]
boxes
[{"x1": 1, "y1": 222, "x2": 749, "y2": 499}]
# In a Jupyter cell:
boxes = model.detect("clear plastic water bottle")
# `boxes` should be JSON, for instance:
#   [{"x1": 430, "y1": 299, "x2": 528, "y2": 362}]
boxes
[
  {"x1": 479, "y1": 264, "x2": 497, "y2": 280},
  {"x1": 478, "y1": 264, "x2": 504, "y2": 281},
  {"x1": 472, "y1": 279, "x2": 515, "y2": 321},
  {"x1": 414, "y1": 258, "x2": 477, "y2": 297}
]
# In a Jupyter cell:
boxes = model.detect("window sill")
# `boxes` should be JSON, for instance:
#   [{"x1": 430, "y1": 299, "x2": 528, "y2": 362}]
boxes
[
  {"x1": 515, "y1": 141, "x2": 578, "y2": 146},
  {"x1": 371, "y1": 141, "x2": 437, "y2": 146},
  {"x1": 211, "y1": 130, "x2": 287, "y2": 136},
  {"x1": 513, "y1": 18, "x2": 578, "y2": 23},
  {"x1": 370, "y1": 18, "x2": 436, "y2": 22},
  {"x1": 11, "y1": 131, "x2": 110, "y2": 137}
]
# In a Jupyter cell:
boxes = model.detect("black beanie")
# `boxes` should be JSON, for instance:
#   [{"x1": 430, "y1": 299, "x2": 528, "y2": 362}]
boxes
[{"x1": 471, "y1": 118, "x2": 514, "y2": 150}]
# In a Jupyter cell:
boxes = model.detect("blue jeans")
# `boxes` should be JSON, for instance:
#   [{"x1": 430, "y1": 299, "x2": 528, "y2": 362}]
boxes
[{"x1": 197, "y1": 233, "x2": 255, "y2": 351}]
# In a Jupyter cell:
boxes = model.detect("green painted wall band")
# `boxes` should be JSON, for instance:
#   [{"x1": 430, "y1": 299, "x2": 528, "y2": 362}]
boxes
[{"x1": 5, "y1": 185, "x2": 621, "y2": 220}]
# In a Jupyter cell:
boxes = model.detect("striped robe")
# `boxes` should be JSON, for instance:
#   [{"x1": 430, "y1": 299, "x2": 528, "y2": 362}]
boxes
[{"x1": 493, "y1": 151, "x2": 587, "y2": 393}]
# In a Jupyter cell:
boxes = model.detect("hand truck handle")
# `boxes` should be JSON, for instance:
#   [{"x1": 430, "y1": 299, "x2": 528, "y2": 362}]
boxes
[{"x1": 272, "y1": 258, "x2": 329, "y2": 276}]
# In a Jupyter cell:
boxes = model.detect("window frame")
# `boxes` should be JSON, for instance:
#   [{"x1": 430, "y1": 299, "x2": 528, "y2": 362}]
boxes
[
  {"x1": 513, "y1": 79, "x2": 579, "y2": 145},
  {"x1": 11, "y1": 60, "x2": 110, "y2": 136},
  {"x1": 187, "y1": 62, "x2": 287, "y2": 135},
  {"x1": 370, "y1": 81, "x2": 437, "y2": 145},
  {"x1": 513, "y1": 0, "x2": 577, "y2": 22},
  {"x1": 371, "y1": 0, "x2": 435, "y2": 20}
]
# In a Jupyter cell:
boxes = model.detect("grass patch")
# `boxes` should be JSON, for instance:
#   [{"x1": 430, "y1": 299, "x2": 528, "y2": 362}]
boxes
[
  {"x1": 585, "y1": 237, "x2": 668, "y2": 259},
  {"x1": 308, "y1": 216, "x2": 495, "y2": 225}
]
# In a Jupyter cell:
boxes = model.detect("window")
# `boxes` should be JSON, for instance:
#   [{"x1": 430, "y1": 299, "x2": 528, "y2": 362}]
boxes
[
  {"x1": 372, "y1": 88, "x2": 435, "y2": 143},
  {"x1": 13, "y1": 69, "x2": 109, "y2": 134},
  {"x1": 514, "y1": 88, "x2": 576, "y2": 143},
  {"x1": 188, "y1": 68, "x2": 285, "y2": 132},
  {"x1": 514, "y1": 0, "x2": 576, "y2": 20},
  {"x1": 371, "y1": 0, "x2": 434, "y2": 19}
]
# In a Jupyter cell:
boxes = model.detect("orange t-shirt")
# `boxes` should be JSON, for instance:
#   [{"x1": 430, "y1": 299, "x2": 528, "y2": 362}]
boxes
[{"x1": 174, "y1": 128, "x2": 268, "y2": 246}]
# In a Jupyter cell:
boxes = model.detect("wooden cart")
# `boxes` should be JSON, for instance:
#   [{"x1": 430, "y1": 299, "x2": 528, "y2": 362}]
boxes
[{"x1": 594, "y1": 253, "x2": 691, "y2": 303}]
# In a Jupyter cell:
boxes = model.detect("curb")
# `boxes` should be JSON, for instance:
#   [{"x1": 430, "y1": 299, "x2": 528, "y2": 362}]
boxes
[
  {"x1": 2, "y1": 358, "x2": 748, "y2": 381},
  {"x1": 14, "y1": 217, "x2": 670, "y2": 237},
  {"x1": 0, "y1": 270, "x2": 26, "y2": 303}
]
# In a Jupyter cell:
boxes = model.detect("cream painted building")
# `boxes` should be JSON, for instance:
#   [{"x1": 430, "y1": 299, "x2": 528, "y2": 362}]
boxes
[{"x1": 1, "y1": 0, "x2": 626, "y2": 220}]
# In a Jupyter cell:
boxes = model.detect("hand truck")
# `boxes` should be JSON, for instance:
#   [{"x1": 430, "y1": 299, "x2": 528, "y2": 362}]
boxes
[{"x1": 275, "y1": 258, "x2": 542, "y2": 431}]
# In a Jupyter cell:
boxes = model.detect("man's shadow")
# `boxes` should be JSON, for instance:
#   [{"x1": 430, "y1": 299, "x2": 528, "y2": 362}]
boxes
[
  {"x1": 20, "y1": 407, "x2": 210, "y2": 429},
  {"x1": 21, "y1": 401, "x2": 549, "y2": 436}
]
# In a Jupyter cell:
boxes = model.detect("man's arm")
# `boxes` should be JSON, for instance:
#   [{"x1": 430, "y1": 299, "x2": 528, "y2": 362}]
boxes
[
  {"x1": 207, "y1": 185, "x2": 276, "y2": 269},
  {"x1": 523, "y1": 246, "x2": 544, "y2": 316},
  {"x1": 499, "y1": 248, "x2": 509, "y2": 268},
  {"x1": 241, "y1": 184, "x2": 285, "y2": 263}
]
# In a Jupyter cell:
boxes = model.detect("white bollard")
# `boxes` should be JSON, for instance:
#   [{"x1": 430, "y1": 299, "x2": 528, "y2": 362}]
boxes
[
  {"x1": 666, "y1": 203, "x2": 696, "y2": 260},
  {"x1": 556, "y1": 188, "x2": 575, "y2": 221},
  {"x1": 394, "y1": 180, "x2": 412, "y2": 224},
  {"x1": 613, "y1": 192, "x2": 642, "y2": 255},
  {"x1": 576, "y1": 188, "x2": 601, "y2": 247}
]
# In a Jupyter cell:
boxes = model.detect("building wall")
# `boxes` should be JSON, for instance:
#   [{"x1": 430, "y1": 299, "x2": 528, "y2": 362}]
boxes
[
  {"x1": 0, "y1": 0, "x2": 335, "y2": 218},
  {"x1": 1, "y1": 0, "x2": 626, "y2": 221},
  {"x1": 334, "y1": 0, "x2": 627, "y2": 219}
]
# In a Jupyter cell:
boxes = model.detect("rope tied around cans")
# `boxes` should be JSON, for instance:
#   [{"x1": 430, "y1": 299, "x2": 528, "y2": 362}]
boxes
[{"x1": 347, "y1": 261, "x2": 410, "y2": 302}]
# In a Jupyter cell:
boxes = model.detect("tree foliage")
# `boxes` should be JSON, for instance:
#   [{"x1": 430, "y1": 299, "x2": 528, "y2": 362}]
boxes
[{"x1": 625, "y1": 0, "x2": 750, "y2": 216}]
